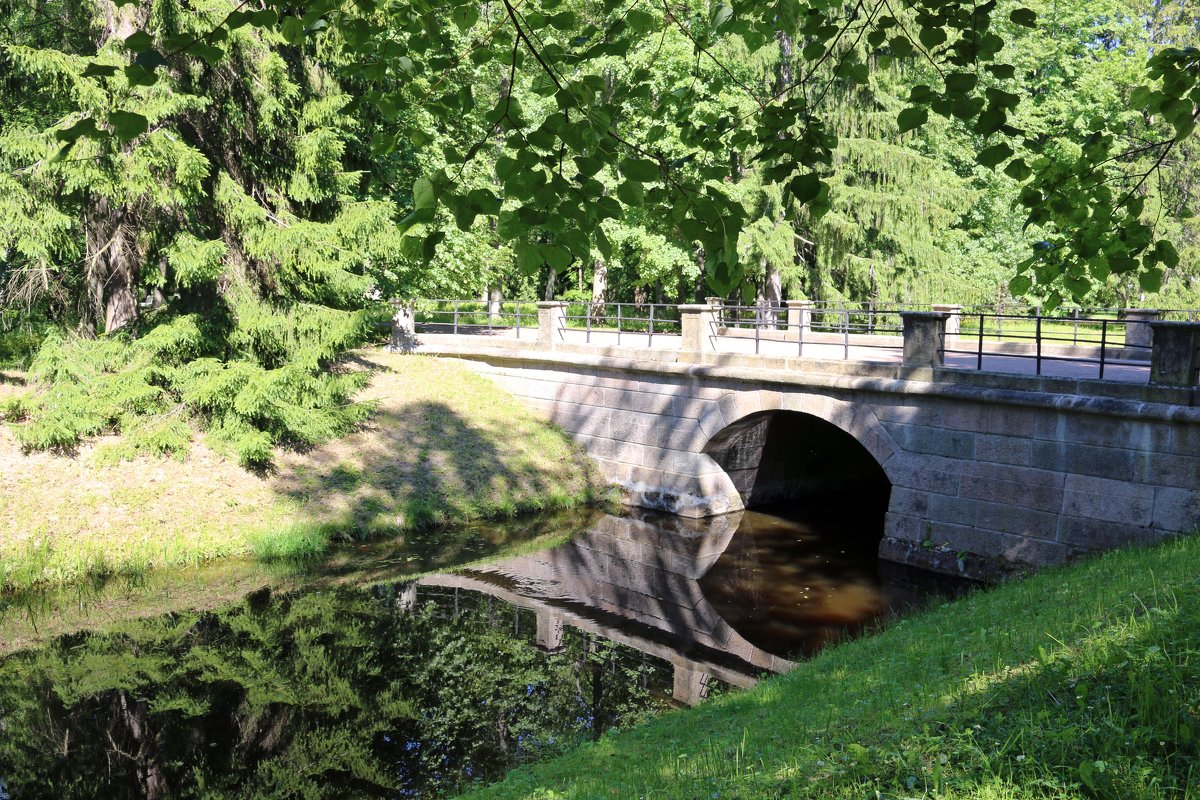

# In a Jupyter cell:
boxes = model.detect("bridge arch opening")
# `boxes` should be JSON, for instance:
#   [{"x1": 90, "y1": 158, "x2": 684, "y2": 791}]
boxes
[
  {"x1": 702, "y1": 409, "x2": 892, "y2": 523},
  {"x1": 698, "y1": 408, "x2": 896, "y2": 658}
]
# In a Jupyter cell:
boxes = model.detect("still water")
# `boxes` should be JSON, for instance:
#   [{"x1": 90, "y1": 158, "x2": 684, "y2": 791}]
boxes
[{"x1": 0, "y1": 504, "x2": 965, "y2": 798}]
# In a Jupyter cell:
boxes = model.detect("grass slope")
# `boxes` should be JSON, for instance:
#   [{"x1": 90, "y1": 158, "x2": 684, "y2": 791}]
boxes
[
  {"x1": 0, "y1": 352, "x2": 600, "y2": 592},
  {"x1": 467, "y1": 535, "x2": 1200, "y2": 800}
]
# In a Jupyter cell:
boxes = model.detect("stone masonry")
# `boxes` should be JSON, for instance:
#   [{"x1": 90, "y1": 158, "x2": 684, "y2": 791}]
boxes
[{"x1": 423, "y1": 335, "x2": 1200, "y2": 582}]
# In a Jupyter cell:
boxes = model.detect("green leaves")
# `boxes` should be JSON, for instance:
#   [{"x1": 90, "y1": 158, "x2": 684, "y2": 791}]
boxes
[
  {"x1": 413, "y1": 178, "x2": 437, "y2": 211},
  {"x1": 976, "y1": 143, "x2": 1014, "y2": 169},
  {"x1": 897, "y1": 107, "x2": 928, "y2": 134},
  {"x1": 109, "y1": 111, "x2": 149, "y2": 142},
  {"x1": 1010, "y1": 8, "x2": 1038, "y2": 28},
  {"x1": 619, "y1": 158, "x2": 660, "y2": 182},
  {"x1": 789, "y1": 173, "x2": 823, "y2": 204}
]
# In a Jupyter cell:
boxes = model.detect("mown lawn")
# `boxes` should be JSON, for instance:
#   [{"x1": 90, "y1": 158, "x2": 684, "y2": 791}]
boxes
[
  {"x1": 0, "y1": 352, "x2": 601, "y2": 592},
  {"x1": 467, "y1": 534, "x2": 1200, "y2": 800}
]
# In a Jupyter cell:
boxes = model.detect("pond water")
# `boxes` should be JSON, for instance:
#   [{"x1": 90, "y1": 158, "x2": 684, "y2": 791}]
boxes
[{"x1": 0, "y1": 502, "x2": 967, "y2": 798}]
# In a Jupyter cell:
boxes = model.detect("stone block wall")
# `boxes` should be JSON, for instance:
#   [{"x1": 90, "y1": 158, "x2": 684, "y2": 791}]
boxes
[{"x1": 453, "y1": 348, "x2": 1200, "y2": 581}]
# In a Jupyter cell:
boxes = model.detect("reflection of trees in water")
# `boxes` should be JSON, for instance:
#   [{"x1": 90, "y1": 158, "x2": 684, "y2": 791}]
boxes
[{"x1": 0, "y1": 584, "x2": 672, "y2": 798}]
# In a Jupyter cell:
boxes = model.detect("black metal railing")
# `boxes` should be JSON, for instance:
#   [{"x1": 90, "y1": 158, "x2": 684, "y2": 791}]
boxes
[
  {"x1": 412, "y1": 299, "x2": 539, "y2": 337},
  {"x1": 559, "y1": 302, "x2": 682, "y2": 346},
  {"x1": 944, "y1": 313, "x2": 1152, "y2": 379},
  {"x1": 712, "y1": 304, "x2": 904, "y2": 360}
]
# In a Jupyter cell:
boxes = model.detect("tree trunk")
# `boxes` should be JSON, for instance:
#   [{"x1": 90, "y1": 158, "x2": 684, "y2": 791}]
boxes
[
  {"x1": 84, "y1": 196, "x2": 138, "y2": 335},
  {"x1": 543, "y1": 268, "x2": 557, "y2": 300},
  {"x1": 590, "y1": 258, "x2": 607, "y2": 318},
  {"x1": 757, "y1": 257, "x2": 782, "y2": 329}
]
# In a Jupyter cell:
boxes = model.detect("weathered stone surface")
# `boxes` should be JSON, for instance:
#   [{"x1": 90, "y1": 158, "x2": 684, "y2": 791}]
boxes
[
  {"x1": 1030, "y1": 441, "x2": 1135, "y2": 482},
  {"x1": 959, "y1": 462, "x2": 1064, "y2": 514},
  {"x1": 974, "y1": 433, "x2": 1033, "y2": 466},
  {"x1": 1062, "y1": 474, "x2": 1155, "y2": 526},
  {"x1": 1152, "y1": 487, "x2": 1200, "y2": 532},
  {"x1": 882, "y1": 422, "x2": 975, "y2": 459},
  {"x1": 974, "y1": 501, "x2": 1060, "y2": 541},
  {"x1": 1057, "y1": 516, "x2": 1165, "y2": 551},
  {"x1": 889, "y1": 453, "x2": 963, "y2": 495},
  {"x1": 888, "y1": 488, "x2": 931, "y2": 517},
  {"x1": 1135, "y1": 452, "x2": 1200, "y2": 489}
]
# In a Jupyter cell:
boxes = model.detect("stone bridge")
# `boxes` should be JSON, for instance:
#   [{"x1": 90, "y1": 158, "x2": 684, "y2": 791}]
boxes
[{"x1": 401, "y1": 307, "x2": 1200, "y2": 580}]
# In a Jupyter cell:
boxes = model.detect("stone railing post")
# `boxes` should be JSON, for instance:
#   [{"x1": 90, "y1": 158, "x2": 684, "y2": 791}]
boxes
[
  {"x1": 535, "y1": 609, "x2": 565, "y2": 651},
  {"x1": 1123, "y1": 308, "x2": 1160, "y2": 360},
  {"x1": 786, "y1": 299, "x2": 815, "y2": 340},
  {"x1": 1149, "y1": 321, "x2": 1200, "y2": 386},
  {"x1": 672, "y1": 665, "x2": 712, "y2": 706},
  {"x1": 932, "y1": 304, "x2": 962, "y2": 340},
  {"x1": 679, "y1": 304, "x2": 719, "y2": 353},
  {"x1": 536, "y1": 301, "x2": 568, "y2": 348},
  {"x1": 901, "y1": 311, "x2": 949, "y2": 367},
  {"x1": 389, "y1": 300, "x2": 416, "y2": 353}
]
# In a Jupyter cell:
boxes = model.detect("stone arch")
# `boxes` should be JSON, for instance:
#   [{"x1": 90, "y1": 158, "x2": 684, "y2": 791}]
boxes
[{"x1": 694, "y1": 388, "x2": 900, "y2": 510}]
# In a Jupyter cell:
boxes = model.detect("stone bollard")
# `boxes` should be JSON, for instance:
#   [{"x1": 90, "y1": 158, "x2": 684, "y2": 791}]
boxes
[
  {"x1": 932, "y1": 304, "x2": 963, "y2": 340},
  {"x1": 1149, "y1": 321, "x2": 1200, "y2": 386},
  {"x1": 679, "y1": 304, "x2": 720, "y2": 353},
  {"x1": 901, "y1": 311, "x2": 950, "y2": 367},
  {"x1": 672, "y1": 665, "x2": 712, "y2": 706},
  {"x1": 536, "y1": 301, "x2": 568, "y2": 348},
  {"x1": 535, "y1": 609, "x2": 565, "y2": 652},
  {"x1": 1123, "y1": 308, "x2": 1160, "y2": 361},
  {"x1": 786, "y1": 299, "x2": 815, "y2": 341},
  {"x1": 389, "y1": 300, "x2": 417, "y2": 353}
]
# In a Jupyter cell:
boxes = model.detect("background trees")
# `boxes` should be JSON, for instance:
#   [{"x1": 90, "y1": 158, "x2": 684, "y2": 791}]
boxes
[{"x1": 1, "y1": 0, "x2": 1197, "y2": 459}]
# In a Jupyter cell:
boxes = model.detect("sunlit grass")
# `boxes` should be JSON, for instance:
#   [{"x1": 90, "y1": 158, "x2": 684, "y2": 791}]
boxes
[
  {"x1": 0, "y1": 352, "x2": 602, "y2": 593},
  {"x1": 466, "y1": 534, "x2": 1200, "y2": 800}
]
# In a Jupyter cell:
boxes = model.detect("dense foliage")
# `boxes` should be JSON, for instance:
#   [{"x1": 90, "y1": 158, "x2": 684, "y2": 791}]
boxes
[
  {"x1": 0, "y1": 581, "x2": 670, "y2": 798},
  {"x1": 1, "y1": 0, "x2": 1197, "y2": 459}
]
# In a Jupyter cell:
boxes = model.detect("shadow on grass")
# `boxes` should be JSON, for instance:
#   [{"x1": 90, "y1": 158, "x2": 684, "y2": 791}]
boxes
[{"x1": 259, "y1": 400, "x2": 601, "y2": 567}]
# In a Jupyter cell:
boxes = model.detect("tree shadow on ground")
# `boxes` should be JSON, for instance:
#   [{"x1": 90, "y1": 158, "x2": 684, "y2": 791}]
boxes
[{"x1": 272, "y1": 399, "x2": 600, "y2": 549}]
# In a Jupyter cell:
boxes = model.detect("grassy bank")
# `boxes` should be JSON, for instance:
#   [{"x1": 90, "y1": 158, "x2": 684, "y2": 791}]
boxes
[
  {"x1": 0, "y1": 352, "x2": 602, "y2": 592},
  {"x1": 467, "y1": 535, "x2": 1200, "y2": 800}
]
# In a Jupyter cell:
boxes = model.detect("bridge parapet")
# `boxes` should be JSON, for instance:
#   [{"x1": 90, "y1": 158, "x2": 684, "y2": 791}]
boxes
[{"x1": 399, "y1": 299, "x2": 1200, "y2": 389}]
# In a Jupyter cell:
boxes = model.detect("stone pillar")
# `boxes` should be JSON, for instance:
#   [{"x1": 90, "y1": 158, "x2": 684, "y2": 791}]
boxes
[
  {"x1": 786, "y1": 299, "x2": 815, "y2": 340},
  {"x1": 389, "y1": 301, "x2": 416, "y2": 353},
  {"x1": 535, "y1": 609, "x2": 565, "y2": 651},
  {"x1": 672, "y1": 665, "x2": 712, "y2": 706},
  {"x1": 1123, "y1": 309, "x2": 1160, "y2": 361},
  {"x1": 704, "y1": 296, "x2": 725, "y2": 308},
  {"x1": 537, "y1": 301, "x2": 568, "y2": 348},
  {"x1": 396, "y1": 582, "x2": 418, "y2": 613},
  {"x1": 486, "y1": 286, "x2": 503, "y2": 321},
  {"x1": 932, "y1": 304, "x2": 962, "y2": 340},
  {"x1": 901, "y1": 311, "x2": 949, "y2": 367},
  {"x1": 679, "y1": 304, "x2": 719, "y2": 353},
  {"x1": 1149, "y1": 321, "x2": 1200, "y2": 386}
]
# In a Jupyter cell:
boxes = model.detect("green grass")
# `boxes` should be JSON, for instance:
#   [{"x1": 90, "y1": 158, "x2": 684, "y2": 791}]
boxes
[
  {"x1": 0, "y1": 352, "x2": 604, "y2": 593},
  {"x1": 466, "y1": 534, "x2": 1200, "y2": 800}
]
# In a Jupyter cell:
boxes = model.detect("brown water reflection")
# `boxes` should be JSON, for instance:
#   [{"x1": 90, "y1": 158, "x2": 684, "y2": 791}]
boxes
[{"x1": 424, "y1": 504, "x2": 969, "y2": 705}]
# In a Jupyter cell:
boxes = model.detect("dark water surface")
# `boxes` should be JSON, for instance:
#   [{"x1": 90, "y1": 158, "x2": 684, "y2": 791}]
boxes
[{"x1": 0, "y1": 504, "x2": 967, "y2": 798}]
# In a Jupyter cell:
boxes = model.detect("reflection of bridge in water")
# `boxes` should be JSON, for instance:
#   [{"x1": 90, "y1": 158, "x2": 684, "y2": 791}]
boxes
[{"x1": 407, "y1": 510, "x2": 943, "y2": 706}]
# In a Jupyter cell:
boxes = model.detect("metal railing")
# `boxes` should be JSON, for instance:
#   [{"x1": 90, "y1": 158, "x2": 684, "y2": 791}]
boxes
[
  {"x1": 559, "y1": 302, "x2": 682, "y2": 346},
  {"x1": 944, "y1": 312, "x2": 1152, "y2": 380},
  {"x1": 412, "y1": 299, "x2": 539, "y2": 337},
  {"x1": 713, "y1": 304, "x2": 904, "y2": 360}
]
